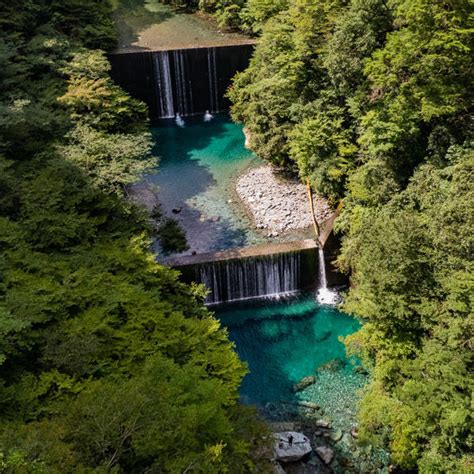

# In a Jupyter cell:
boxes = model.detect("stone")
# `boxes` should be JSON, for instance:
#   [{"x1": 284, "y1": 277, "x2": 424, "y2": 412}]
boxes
[
  {"x1": 235, "y1": 165, "x2": 332, "y2": 235},
  {"x1": 315, "y1": 446, "x2": 334, "y2": 465},
  {"x1": 315, "y1": 420, "x2": 331, "y2": 428},
  {"x1": 292, "y1": 375, "x2": 316, "y2": 393},
  {"x1": 330, "y1": 429, "x2": 343, "y2": 442},
  {"x1": 274, "y1": 432, "x2": 312, "y2": 463},
  {"x1": 171, "y1": 207, "x2": 182, "y2": 214},
  {"x1": 296, "y1": 400, "x2": 320, "y2": 410}
]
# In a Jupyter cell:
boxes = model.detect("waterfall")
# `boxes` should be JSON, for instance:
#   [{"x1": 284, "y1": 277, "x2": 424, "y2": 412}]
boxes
[
  {"x1": 110, "y1": 44, "x2": 254, "y2": 119},
  {"x1": 318, "y1": 247, "x2": 327, "y2": 289},
  {"x1": 198, "y1": 252, "x2": 301, "y2": 304},
  {"x1": 173, "y1": 50, "x2": 188, "y2": 115},
  {"x1": 153, "y1": 51, "x2": 174, "y2": 118},
  {"x1": 207, "y1": 47, "x2": 219, "y2": 113},
  {"x1": 316, "y1": 247, "x2": 338, "y2": 305}
]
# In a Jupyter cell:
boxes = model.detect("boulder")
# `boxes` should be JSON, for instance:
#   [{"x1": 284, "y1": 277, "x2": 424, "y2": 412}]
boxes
[
  {"x1": 315, "y1": 420, "x2": 331, "y2": 428},
  {"x1": 292, "y1": 375, "x2": 316, "y2": 393},
  {"x1": 315, "y1": 446, "x2": 334, "y2": 465},
  {"x1": 171, "y1": 207, "x2": 182, "y2": 214},
  {"x1": 274, "y1": 431, "x2": 312, "y2": 463}
]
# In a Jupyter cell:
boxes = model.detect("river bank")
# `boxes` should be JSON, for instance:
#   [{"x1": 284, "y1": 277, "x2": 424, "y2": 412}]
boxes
[
  {"x1": 112, "y1": 0, "x2": 255, "y2": 53},
  {"x1": 236, "y1": 165, "x2": 331, "y2": 238}
]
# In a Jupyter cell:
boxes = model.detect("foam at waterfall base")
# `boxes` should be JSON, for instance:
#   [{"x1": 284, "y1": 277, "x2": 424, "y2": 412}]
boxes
[{"x1": 317, "y1": 287, "x2": 340, "y2": 306}]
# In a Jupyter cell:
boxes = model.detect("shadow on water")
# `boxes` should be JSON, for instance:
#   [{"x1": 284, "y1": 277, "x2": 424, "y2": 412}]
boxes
[{"x1": 145, "y1": 114, "x2": 260, "y2": 254}]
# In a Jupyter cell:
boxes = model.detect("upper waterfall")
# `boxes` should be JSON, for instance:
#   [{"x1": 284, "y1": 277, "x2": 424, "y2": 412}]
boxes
[{"x1": 109, "y1": 44, "x2": 254, "y2": 119}]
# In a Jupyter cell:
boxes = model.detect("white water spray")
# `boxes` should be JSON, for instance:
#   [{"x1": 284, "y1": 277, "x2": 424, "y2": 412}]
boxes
[
  {"x1": 175, "y1": 113, "x2": 185, "y2": 128},
  {"x1": 316, "y1": 247, "x2": 338, "y2": 305},
  {"x1": 203, "y1": 110, "x2": 214, "y2": 122}
]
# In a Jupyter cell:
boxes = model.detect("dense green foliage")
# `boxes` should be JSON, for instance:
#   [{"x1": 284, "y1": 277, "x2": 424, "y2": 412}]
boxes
[
  {"x1": 0, "y1": 1, "x2": 268, "y2": 471},
  {"x1": 229, "y1": 0, "x2": 473, "y2": 471},
  {"x1": 160, "y1": 0, "x2": 288, "y2": 33}
]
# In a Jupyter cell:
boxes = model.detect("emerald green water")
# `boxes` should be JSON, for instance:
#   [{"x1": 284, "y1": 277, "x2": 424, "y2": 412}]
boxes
[
  {"x1": 216, "y1": 296, "x2": 362, "y2": 407},
  {"x1": 146, "y1": 114, "x2": 264, "y2": 254}
]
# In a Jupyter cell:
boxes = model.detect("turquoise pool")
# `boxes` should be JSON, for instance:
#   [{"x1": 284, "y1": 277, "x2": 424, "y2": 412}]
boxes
[
  {"x1": 216, "y1": 296, "x2": 363, "y2": 408},
  {"x1": 146, "y1": 114, "x2": 264, "y2": 253}
]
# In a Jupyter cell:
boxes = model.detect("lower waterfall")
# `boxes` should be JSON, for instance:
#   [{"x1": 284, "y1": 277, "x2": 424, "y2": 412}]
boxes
[
  {"x1": 316, "y1": 247, "x2": 338, "y2": 305},
  {"x1": 198, "y1": 252, "x2": 301, "y2": 304}
]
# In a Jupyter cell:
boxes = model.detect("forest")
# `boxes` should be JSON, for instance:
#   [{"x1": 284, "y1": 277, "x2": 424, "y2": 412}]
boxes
[{"x1": 1, "y1": 0, "x2": 473, "y2": 473}]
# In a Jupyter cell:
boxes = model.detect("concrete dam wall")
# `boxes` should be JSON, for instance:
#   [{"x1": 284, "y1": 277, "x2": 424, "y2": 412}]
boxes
[{"x1": 109, "y1": 44, "x2": 254, "y2": 119}]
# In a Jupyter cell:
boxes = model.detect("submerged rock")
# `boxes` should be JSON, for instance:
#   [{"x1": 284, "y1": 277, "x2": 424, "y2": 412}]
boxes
[
  {"x1": 274, "y1": 432, "x2": 312, "y2": 463},
  {"x1": 269, "y1": 422, "x2": 296, "y2": 432},
  {"x1": 330, "y1": 428, "x2": 343, "y2": 442},
  {"x1": 293, "y1": 375, "x2": 317, "y2": 393},
  {"x1": 319, "y1": 358, "x2": 346, "y2": 372},
  {"x1": 314, "y1": 330, "x2": 331, "y2": 342},
  {"x1": 315, "y1": 446, "x2": 334, "y2": 465},
  {"x1": 296, "y1": 400, "x2": 320, "y2": 410}
]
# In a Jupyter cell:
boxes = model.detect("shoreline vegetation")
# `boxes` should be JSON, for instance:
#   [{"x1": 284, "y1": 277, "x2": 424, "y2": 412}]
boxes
[{"x1": 0, "y1": 1, "x2": 271, "y2": 472}]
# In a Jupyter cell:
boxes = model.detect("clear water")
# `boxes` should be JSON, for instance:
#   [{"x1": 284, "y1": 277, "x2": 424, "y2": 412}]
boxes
[
  {"x1": 145, "y1": 114, "x2": 265, "y2": 254},
  {"x1": 215, "y1": 295, "x2": 361, "y2": 407}
]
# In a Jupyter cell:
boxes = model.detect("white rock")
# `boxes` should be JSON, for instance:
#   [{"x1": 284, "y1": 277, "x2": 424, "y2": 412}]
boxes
[
  {"x1": 315, "y1": 420, "x2": 331, "y2": 428},
  {"x1": 274, "y1": 432, "x2": 312, "y2": 463}
]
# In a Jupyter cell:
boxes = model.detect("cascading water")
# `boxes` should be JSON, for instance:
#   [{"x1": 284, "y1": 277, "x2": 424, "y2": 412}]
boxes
[
  {"x1": 198, "y1": 252, "x2": 301, "y2": 304},
  {"x1": 152, "y1": 47, "x2": 224, "y2": 118},
  {"x1": 207, "y1": 47, "x2": 219, "y2": 113},
  {"x1": 316, "y1": 247, "x2": 338, "y2": 305},
  {"x1": 153, "y1": 51, "x2": 174, "y2": 118},
  {"x1": 109, "y1": 44, "x2": 254, "y2": 119}
]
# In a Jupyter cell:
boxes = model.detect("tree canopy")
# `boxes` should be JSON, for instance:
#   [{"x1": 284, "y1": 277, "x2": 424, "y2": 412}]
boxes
[
  {"x1": 0, "y1": 1, "x2": 268, "y2": 471},
  {"x1": 228, "y1": 0, "x2": 473, "y2": 471}
]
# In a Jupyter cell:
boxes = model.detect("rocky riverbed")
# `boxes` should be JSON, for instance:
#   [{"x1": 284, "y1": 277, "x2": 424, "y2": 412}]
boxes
[
  {"x1": 264, "y1": 368, "x2": 391, "y2": 473},
  {"x1": 236, "y1": 165, "x2": 331, "y2": 237}
]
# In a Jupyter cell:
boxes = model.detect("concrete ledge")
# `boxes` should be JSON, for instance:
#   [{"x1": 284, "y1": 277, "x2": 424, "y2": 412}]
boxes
[
  {"x1": 165, "y1": 239, "x2": 318, "y2": 267},
  {"x1": 110, "y1": 40, "x2": 257, "y2": 55}
]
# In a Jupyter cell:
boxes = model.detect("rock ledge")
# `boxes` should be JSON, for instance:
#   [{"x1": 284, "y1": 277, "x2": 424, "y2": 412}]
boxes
[{"x1": 274, "y1": 431, "x2": 312, "y2": 463}]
